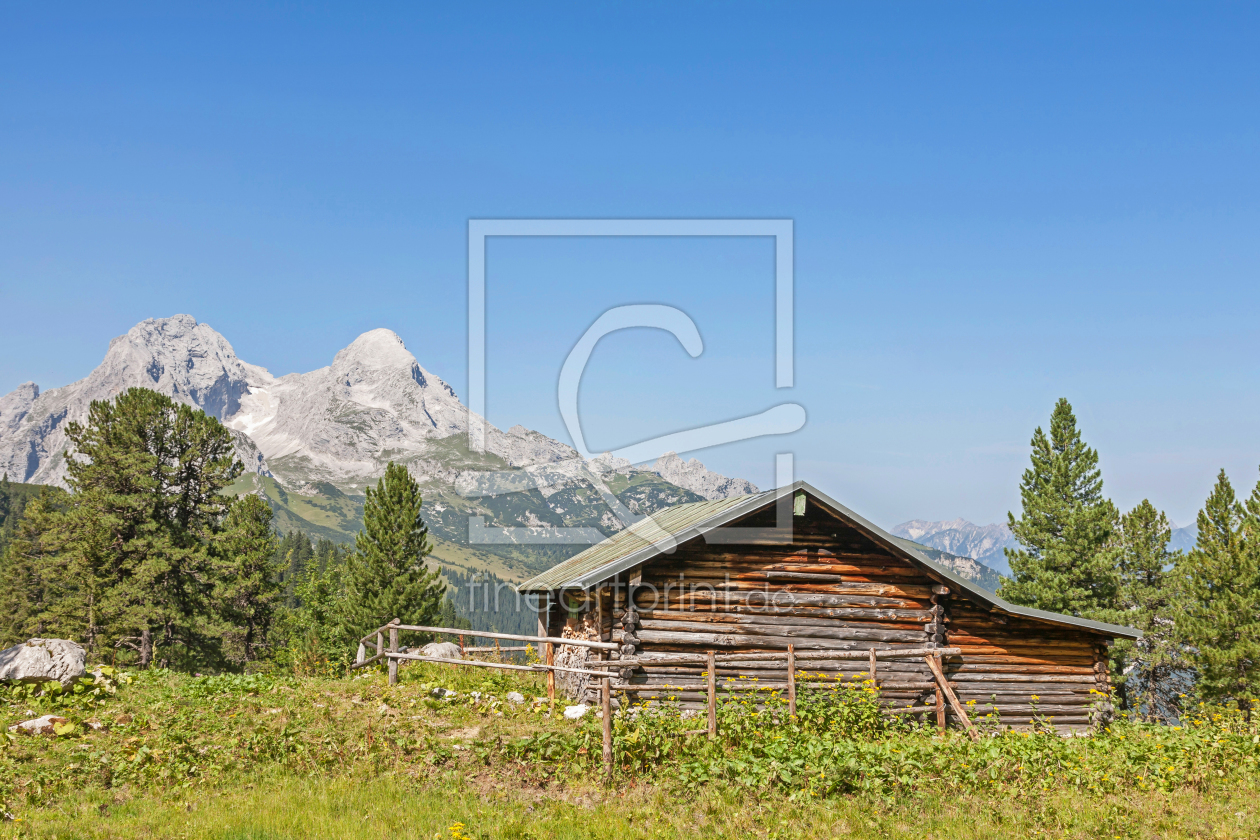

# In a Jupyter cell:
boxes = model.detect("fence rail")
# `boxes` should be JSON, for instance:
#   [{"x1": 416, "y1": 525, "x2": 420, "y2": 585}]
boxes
[{"x1": 351, "y1": 619, "x2": 979, "y2": 775}]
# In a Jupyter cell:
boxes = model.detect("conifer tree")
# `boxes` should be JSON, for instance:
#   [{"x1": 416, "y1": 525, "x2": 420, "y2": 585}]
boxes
[
  {"x1": 1112, "y1": 500, "x2": 1190, "y2": 720},
  {"x1": 341, "y1": 462, "x2": 445, "y2": 644},
  {"x1": 214, "y1": 494, "x2": 281, "y2": 664},
  {"x1": 1177, "y1": 470, "x2": 1260, "y2": 716},
  {"x1": 1000, "y1": 398, "x2": 1120, "y2": 618},
  {"x1": 7, "y1": 388, "x2": 240, "y2": 666},
  {"x1": 0, "y1": 488, "x2": 61, "y2": 645}
]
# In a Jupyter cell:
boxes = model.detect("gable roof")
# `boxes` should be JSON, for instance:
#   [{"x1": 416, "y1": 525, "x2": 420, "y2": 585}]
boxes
[{"x1": 517, "y1": 480, "x2": 1141, "y2": 640}]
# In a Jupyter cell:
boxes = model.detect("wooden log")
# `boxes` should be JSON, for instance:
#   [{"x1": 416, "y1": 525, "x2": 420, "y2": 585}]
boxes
[
  {"x1": 636, "y1": 629, "x2": 929, "y2": 648},
  {"x1": 636, "y1": 591, "x2": 929, "y2": 610},
  {"x1": 348, "y1": 651, "x2": 387, "y2": 670},
  {"x1": 636, "y1": 656, "x2": 930, "y2": 671},
  {"x1": 546, "y1": 643, "x2": 555, "y2": 704},
  {"x1": 926, "y1": 654, "x2": 978, "y2": 740},
  {"x1": 601, "y1": 677, "x2": 613, "y2": 777},
  {"x1": 946, "y1": 673, "x2": 1100, "y2": 683},
  {"x1": 382, "y1": 653, "x2": 615, "y2": 677},
  {"x1": 618, "y1": 646, "x2": 961, "y2": 666},
  {"x1": 949, "y1": 663, "x2": 1095, "y2": 675},
  {"x1": 638, "y1": 619, "x2": 927, "y2": 643},
  {"x1": 787, "y1": 644, "x2": 796, "y2": 717},
  {"x1": 639, "y1": 608, "x2": 933, "y2": 627},
  {"x1": 387, "y1": 625, "x2": 620, "y2": 651},
  {"x1": 707, "y1": 650, "x2": 717, "y2": 737},
  {"x1": 388, "y1": 621, "x2": 400, "y2": 686},
  {"x1": 636, "y1": 582, "x2": 935, "y2": 602}
]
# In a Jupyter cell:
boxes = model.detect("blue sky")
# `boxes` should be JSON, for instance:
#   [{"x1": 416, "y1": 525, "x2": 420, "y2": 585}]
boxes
[{"x1": 2, "y1": 3, "x2": 1259, "y2": 529}]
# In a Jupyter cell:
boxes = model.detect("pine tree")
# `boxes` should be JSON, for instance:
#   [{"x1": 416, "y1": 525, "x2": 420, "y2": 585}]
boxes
[
  {"x1": 214, "y1": 494, "x2": 281, "y2": 665},
  {"x1": 341, "y1": 462, "x2": 445, "y2": 644},
  {"x1": 1177, "y1": 470, "x2": 1260, "y2": 716},
  {"x1": 1000, "y1": 398, "x2": 1120, "y2": 619},
  {"x1": 1112, "y1": 500, "x2": 1190, "y2": 720},
  {"x1": 0, "y1": 488, "x2": 62, "y2": 645},
  {"x1": 9, "y1": 388, "x2": 240, "y2": 667}
]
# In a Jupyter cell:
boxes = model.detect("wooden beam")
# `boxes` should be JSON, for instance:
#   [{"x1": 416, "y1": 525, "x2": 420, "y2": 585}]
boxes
[
  {"x1": 787, "y1": 644, "x2": 797, "y2": 716},
  {"x1": 388, "y1": 625, "x2": 619, "y2": 652},
  {"x1": 387, "y1": 620, "x2": 400, "y2": 686},
  {"x1": 707, "y1": 650, "x2": 717, "y2": 738},
  {"x1": 545, "y1": 643, "x2": 555, "y2": 704},
  {"x1": 926, "y1": 654, "x2": 978, "y2": 741},
  {"x1": 601, "y1": 677, "x2": 613, "y2": 778}
]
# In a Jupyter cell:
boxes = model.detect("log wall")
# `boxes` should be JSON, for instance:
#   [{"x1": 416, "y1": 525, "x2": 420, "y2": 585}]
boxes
[{"x1": 582, "y1": 503, "x2": 1111, "y2": 732}]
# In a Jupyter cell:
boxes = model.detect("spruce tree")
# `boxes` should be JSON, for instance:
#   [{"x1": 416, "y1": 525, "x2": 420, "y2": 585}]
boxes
[
  {"x1": 341, "y1": 462, "x2": 445, "y2": 645},
  {"x1": 214, "y1": 494, "x2": 281, "y2": 664},
  {"x1": 1112, "y1": 500, "x2": 1190, "y2": 720},
  {"x1": 1177, "y1": 469, "x2": 1260, "y2": 716},
  {"x1": 1000, "y1": 398, "x2": 1120, "y2": 618}
]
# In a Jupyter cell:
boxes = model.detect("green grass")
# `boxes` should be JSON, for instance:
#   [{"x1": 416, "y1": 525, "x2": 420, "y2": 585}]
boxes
[
  {"x1": 2, "y1": 664, "x2": 1257, "y2": 839},
  {"x1": 7, "y1": 772, "x2": 1260, "y2": 839}
]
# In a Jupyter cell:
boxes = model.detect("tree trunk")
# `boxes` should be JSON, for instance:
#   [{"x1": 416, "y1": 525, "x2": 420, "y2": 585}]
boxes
[
  {"x1": 139, "y1": 627, "x2": 153, "y2": 668},
  {"x1": 244, "y1": 621, "x2": 256, "y2": 662}
]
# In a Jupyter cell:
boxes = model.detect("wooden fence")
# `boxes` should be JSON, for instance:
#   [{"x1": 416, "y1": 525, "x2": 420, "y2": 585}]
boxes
[{"x1": 351, "y1": 620, "x2": 979, "y2": 774}]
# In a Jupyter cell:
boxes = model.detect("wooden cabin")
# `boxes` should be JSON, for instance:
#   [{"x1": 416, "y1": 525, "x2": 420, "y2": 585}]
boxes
[{"x1": 518, "y1": 481, "x2": 1139, "y2": 732}]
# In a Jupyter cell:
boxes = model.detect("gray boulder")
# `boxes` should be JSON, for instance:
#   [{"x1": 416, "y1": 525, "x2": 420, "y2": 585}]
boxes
[
  {"x1": 421, "y1": 642, "x2": 463, "y2": 659},
  {"x1": 0, "y1": 639, "x2": 87, "y2": 687}
]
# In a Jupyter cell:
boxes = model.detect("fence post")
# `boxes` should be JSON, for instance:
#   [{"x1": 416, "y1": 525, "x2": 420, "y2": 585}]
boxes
[
  {"x1": 868, "y1": 647, "x2": 878, "y2": 686},
  {"x1": 707, "y1": 649, "x2": 717, "y2": 738},
  {"x1": 546, "y1": 642, "x2": 556, "y2": 705},
  {"x1": 601, "y1": 676, "x2": 613, "y2": 778},
  {"x1": 387, "y1": 619, "x2": 400, "y2": 686},
  {"x1": 459, "y1": 634, "x2": 465, "y2": 656},
  {"x1": 787, "y1": 644, "x2": 796, "y2": 718},
  {"x1": 934, "y1": 653, "x2": 946, "y2": 732}
]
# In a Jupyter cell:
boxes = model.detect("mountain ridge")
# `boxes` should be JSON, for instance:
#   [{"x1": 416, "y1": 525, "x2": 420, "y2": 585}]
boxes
[{"x1": 0, "y1": 315, "x2": 756, "y2": 582}]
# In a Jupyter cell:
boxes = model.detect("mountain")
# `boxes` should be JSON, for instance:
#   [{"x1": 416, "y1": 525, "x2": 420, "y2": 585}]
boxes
[
  {"x1": 650, "y1": 451, "x2": 758, "y2": 500},
  {"x1": 887, "y1": 537, "x2": 1004, "y2": 593},
  {"x1": 1169, "y1": 524, "x2": 1198, "y2": 553},
  {"x1": 0, "y1": 315, "x2": 756, "y2": 582},
  {"x1": 890, "y1": 518, "x2": 1018, "y2": 577}
]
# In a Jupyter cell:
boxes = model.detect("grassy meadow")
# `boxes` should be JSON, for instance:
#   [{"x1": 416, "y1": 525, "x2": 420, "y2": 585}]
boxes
[{"x1": 1, "y1": 660, "x2": 1257, "y2": 840}]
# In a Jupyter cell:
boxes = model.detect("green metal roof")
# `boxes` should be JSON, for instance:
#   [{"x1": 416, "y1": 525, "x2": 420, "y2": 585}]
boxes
[
  {"x1": 516, "y1": 480, "x2": 1141, "y2": 641},
  {"x1": 516, "y1": 492, "x2": 766, "y2": 591}
]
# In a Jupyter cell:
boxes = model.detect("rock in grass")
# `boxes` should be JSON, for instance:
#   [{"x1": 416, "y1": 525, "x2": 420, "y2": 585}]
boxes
[
  {"x1": 8, "y1": 715, "x2": 72, "y2": 736},
  {"x1": 0, "y1": 639, "x2": 86, "y2": 687},
  {"x1": 430, "y1": 687, "x2": 457, "y2": 699},
  {"x1": 506, "y1": 691, "x2": 525, "y2": 704},
  {"x1": 421, "y1": 642, "x2": 463, "y2": 659},
  {"x1": 563, "y1": 704, "x2": 589, "y2": 720}
]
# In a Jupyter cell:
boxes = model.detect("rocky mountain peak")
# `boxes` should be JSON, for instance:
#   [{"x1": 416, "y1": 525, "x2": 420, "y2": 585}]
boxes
[
  {"x1": 0, "y1": 382, "x2": 39, "y2": 436},
  {"x1": 91, "y1": 315, "x2": 255, "y2": 421},
  {"x1": 334, "y1": 328, "x2": 414, "y2": 371},
  {"x1": 0, "y1": 315, "x2": 269, "y2": 484},
  {"x1": 650, "y1": 451, "x2": 758, "y2": 501}
]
